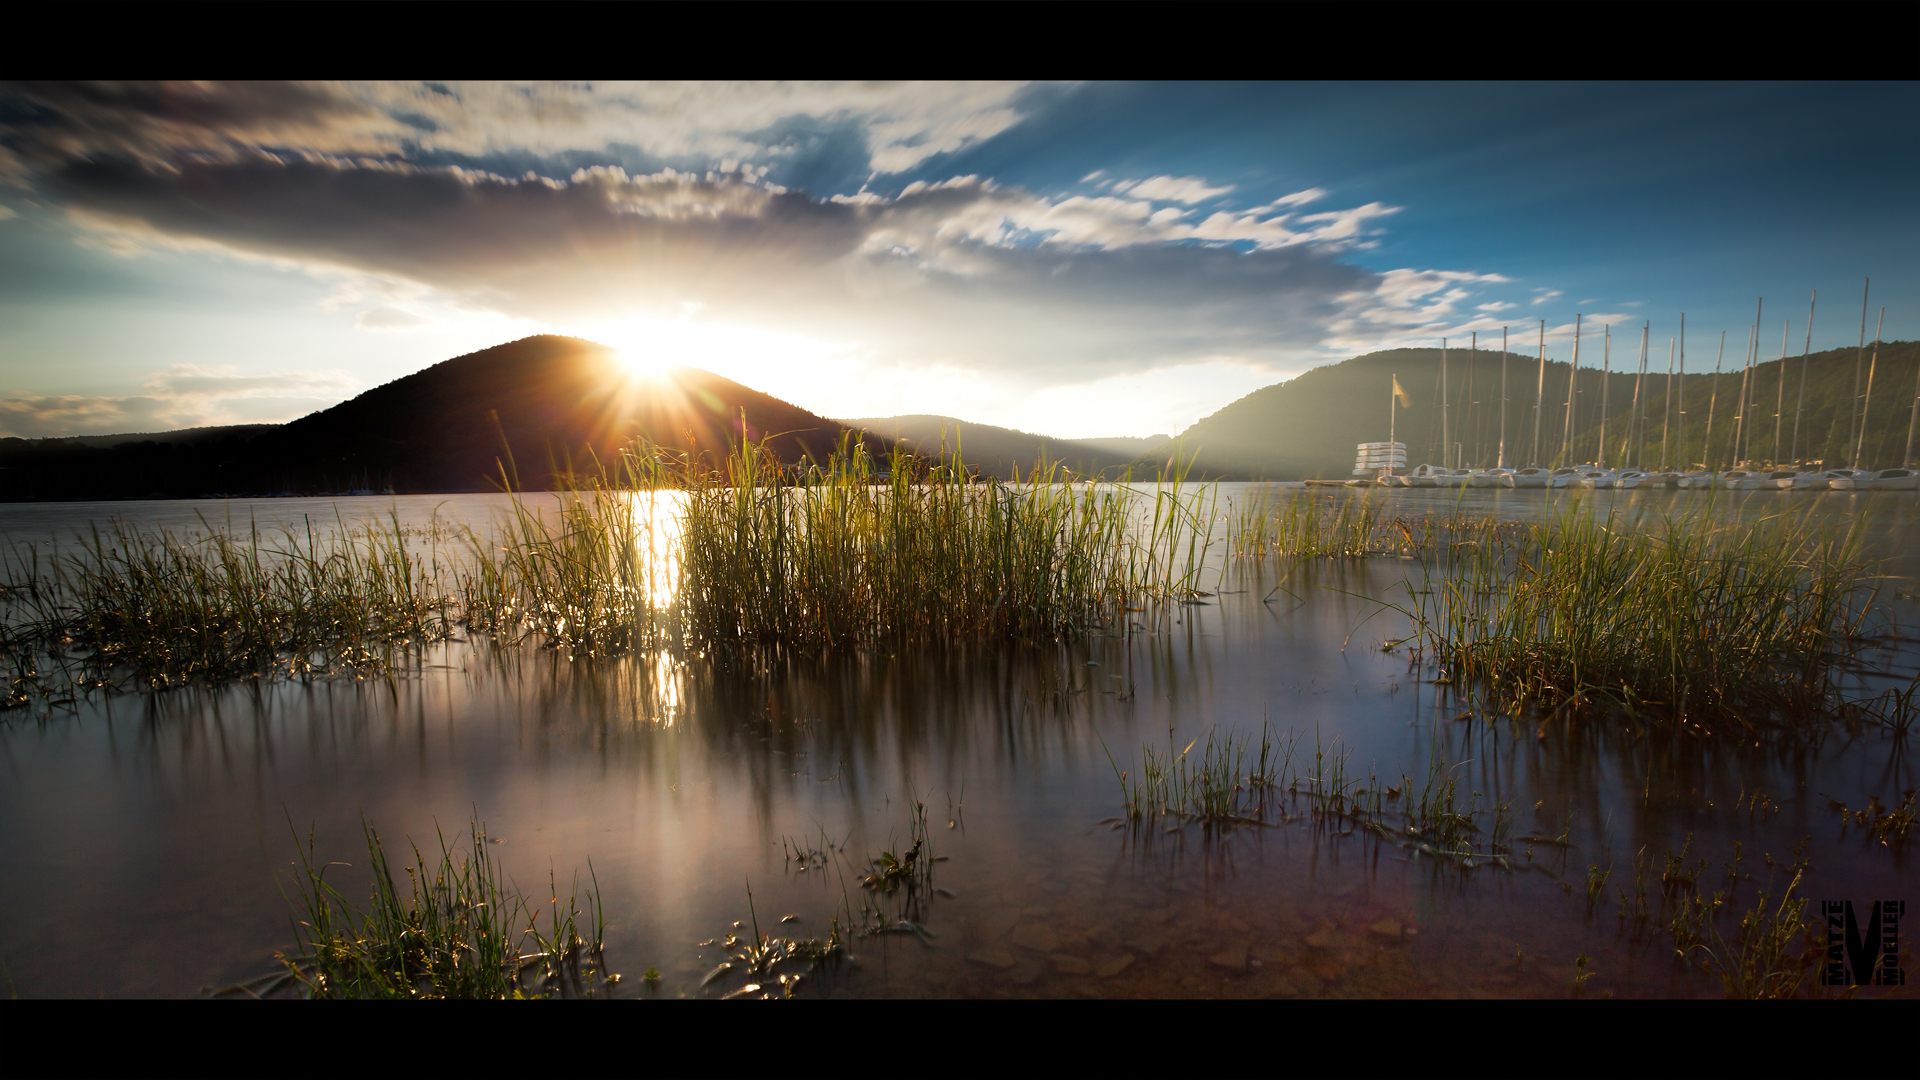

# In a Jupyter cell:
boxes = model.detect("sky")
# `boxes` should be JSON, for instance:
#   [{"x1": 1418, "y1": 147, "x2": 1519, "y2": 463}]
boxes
[{"x1": 2, "y1": 81, "x2": 1916, "y2": 441}]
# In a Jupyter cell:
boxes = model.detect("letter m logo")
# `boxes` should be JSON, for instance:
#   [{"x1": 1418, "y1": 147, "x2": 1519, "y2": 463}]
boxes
[{"x1": 1824, "y1": 900, "x2": 1906, "y2": 986}]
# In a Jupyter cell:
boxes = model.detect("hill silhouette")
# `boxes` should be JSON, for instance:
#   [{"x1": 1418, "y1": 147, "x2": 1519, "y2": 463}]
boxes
[
  {"x1": 838, "y1": 415, "x2": 1166, "y2": 478},
  {"x1": 1159, "y1": 341, "x2": 1920, "y2": 479},
  {"x1": 0, "y1": 336, "x2": 893, "y2": 499}
]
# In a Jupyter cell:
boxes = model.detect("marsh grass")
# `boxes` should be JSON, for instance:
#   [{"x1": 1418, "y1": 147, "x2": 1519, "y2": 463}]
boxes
[
  {"x1": 1831, "y1": 788, "x2": 1917, "y2": 846},
  {"x1": 674, "y1": 434, "x2": 1216, "y2": 650},
  {"x1": 699, "y1": 800, "x2": 939, "y2": 1000},
  {"x1": 696, "y1": 878, "x2": 848, "y2": 1001},
  {"x1": 1, "y1": 435, "x2": 1219, "y2": 705},
  {"x1": 1107, "y1": 723, "x2": 1515, "y2": 866},
  {"x1": 1395, "y1": 498, "x2": 1883, "y2": 730},
  {"x1": 1231, "y1": 491, "x2": 1386, "y2": 559},
  {"x1": 278, "y1": 817, "x2": 611, "y2": 999},
  {"x1": 1107, "y1": 722, "x2": 1288, "y2": 825},
  {"x1": 3, "y1": 513, "x2": 457, "y2": 695},
  {"x1": 461, "y1": 446, "x2": 676, "y2": 656},
  {"x1": 1673, "y1": 842, "x2": 1820, "y2": 998}
]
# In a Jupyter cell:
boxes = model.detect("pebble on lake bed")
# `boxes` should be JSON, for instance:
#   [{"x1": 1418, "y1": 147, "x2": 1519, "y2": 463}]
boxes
[
  {"x1": 1209, "y1": 948, "x2": 1248, "y2": 972},
  {"x1": 1008, "y1": 925, "x2": 1061, "y2": 952},
  {"x1": 1050, "y1": 954, "x2": 1091, "y2": 975},
  {"x1": 966, "y1": 947, "x2": 1017, "y2": 969}
]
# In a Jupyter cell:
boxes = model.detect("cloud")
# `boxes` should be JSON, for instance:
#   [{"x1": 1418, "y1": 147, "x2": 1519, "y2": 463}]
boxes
[
  {"x1": 0, "y1": 81, "x2": 1038, "y2": 183},
  {"x1": 15, "y1": 142, "x2": 1408, "y2": 383},
  {"x1": 1264, "y1": 188, "x2": 1327, "y2": 210},
  {"x1": 0, "y1": 80, "x2": 1538, "y2": 421},
  {"x1": 0, "y1": 364, "x2": 355, "y2": 437},
  {"x1": 355, "y1": 306, "x2": 429, "y2": 330},
  {"x1": 1531, "y1": 288, "x2": 1563, "y2": 305},
  {"x1": 1110, "y1": 175, "x2": 1234, "y2": 203}
]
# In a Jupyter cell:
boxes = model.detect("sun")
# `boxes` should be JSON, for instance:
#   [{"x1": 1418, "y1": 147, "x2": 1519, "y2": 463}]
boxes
[{"x1": 615, "y1": 349, "x2": 671, "y2": 379}]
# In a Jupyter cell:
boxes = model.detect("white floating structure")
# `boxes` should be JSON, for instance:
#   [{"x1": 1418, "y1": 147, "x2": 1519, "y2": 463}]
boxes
[{"x1": 1353, "y1": 441, "x2": 1407, "y2": 478}]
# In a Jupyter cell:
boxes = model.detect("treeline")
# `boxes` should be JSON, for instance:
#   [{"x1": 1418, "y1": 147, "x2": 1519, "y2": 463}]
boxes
[{"x1": 0, "y1": 428, "x2": 299, "y2": 501}]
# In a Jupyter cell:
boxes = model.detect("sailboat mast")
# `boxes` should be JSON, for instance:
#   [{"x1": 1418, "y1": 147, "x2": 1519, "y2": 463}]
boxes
[
  {"x1": 1704, "y1": 330, "x2": 1725, "y2": 471},
  {"x1": 1532, "y1": 320, "x2": 1546, "y2": 468},
  {"x1": 1599, "y1": 326, "x2": 1611, "y2": 469},
  {"x1": 1469, "y1": 332, "x2": 1478, "y2": 467},
  {"x1": 1661, "y1": 337, "x2": 1675, "y2": 471},
  {"x1": 1773, "y1": 320, "x2": 1789, "y2": 466},
  {"x1": 1743, "y1": 319, "x2": 1758, "y2": 463},
  {"x1": 1441, "y1": 338, "x2": 1450, "y2": 470},
  {"x1": 1676, "y1": 314, "x2": 1687, "y2": 471},
  {"x1": 1562, "y1": 314, "x2": 1581, "y2": 464},
  {"x1": 1791, "y1": 291, "x2": 1815, "y2": 463},
  {"x1": 1744, "y1": 298, "x2": 1763, "y2": 464},
  {"x1": 1907, "y1": 334, "x2": 1920, "y2": 468},
  {"x1": 1498, "y1": 326, "x2": 1509, "y2": 469},
  {"x1": 1855, "y1": 307, "x2": 1885, "y2": 467},
  {"x1": 1630, "y1": 323, "x2": 1648, "y2": 469},
  {"x1": 1849, "y1": 278, "x2": 1870, "y2": 466}
]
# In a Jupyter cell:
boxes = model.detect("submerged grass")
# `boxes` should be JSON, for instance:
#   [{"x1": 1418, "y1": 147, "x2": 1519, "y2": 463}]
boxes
[
  {"x1": 278, "y1": 817, "x2": 611, "y2": 999},
  {"x1": 1394, "y1": 498, "x2": 1884, "y2": 731},
  {"x1": 1108, "y1": 722, "x2": 1515, "y2": 866}
]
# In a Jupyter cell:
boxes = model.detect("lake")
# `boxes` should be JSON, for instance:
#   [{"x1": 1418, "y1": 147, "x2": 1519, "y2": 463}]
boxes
[{"x1": 1, "y1": 486, "x2": 1914, "y2": 998}]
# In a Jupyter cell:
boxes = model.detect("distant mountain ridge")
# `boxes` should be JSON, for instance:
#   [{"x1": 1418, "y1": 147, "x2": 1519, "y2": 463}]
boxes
[
  {"x1": 51, "y1": 424, "x2": 279, "y2": 449},
  {"x1": 0, "y1": 336, "x2": 892, "y2": 499},
  {"x1": 839, "y1": 415, "x2": 1169, "y2": 478},
  {"x1": 1157, "y1": 341, "x2": 1920, "y2": 479}
]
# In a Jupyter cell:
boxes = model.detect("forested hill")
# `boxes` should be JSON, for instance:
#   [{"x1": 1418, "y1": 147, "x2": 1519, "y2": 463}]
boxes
[
  {"x1": 838, "y1": 415, "x2": 1162, "y2": 479},
  {"x1": 0, "y1": 336, "x2": 892, "y2": 499},
  {"x1": 1157, "y1": 341, "x2": 1920, "y2": 480}
]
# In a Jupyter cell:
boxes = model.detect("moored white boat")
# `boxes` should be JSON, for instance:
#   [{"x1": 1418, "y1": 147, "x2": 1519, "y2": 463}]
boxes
[
  {"x1": 1469, "y1": 468, "x2": 1516, "y2": 488},
  {"x1": 1830, "y1": 467, "x2": 1919, "y2": 491},
  {"x1": 1546, "y1": 467, "x2": 1579, "y2": 489},
  {"x1": 1574, "y1": 468, "x2": 1615, "y2": 489},
  {"x1": 1674, "y1": 471, "x2": 1714, "y2": 489},
  {"x1": 1722, "y1": 469, "x2": 1767, "y2": 489},
  {"x1": 1615, "y1": 469, "x2": 1651, "y2": 489},
  {"x1": 1501, "y1": 468, "x2": 1550, "y2": 489}
]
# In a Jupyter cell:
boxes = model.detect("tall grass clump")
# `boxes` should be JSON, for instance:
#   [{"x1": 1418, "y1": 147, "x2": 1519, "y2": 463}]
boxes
[
  {"x1": 1399, "y1": 498, "x2": 1878, "y2": 729},
  {"x1": 461, "y1": 447, "x2": 678, "y2": 656},
  {"x1": 3, "y1": 513, "x2": 456, "y2": 690},
  {"x1": 1107, "y1": 723, "x2": 1289, "y2": 824},
  {"x1": 280, "y1": 818, "x2": 611, "y2": 999},
  {"x1": 1231, "y1": 491, "x2": 1385, "y2": 559},
  {"x1": 672, "y1": 433, "x2": 1214, "y2": 649}
]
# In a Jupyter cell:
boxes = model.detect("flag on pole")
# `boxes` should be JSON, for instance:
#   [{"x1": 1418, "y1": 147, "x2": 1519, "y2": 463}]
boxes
[{"x1": 1393, "y1": 375, "x2": 1413, "y2": 408}]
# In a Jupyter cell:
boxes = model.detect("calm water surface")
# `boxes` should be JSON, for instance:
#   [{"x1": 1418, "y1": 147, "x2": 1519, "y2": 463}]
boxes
[{"x1": 1, "y1": 487, "x2": 1915, "y2": 998}]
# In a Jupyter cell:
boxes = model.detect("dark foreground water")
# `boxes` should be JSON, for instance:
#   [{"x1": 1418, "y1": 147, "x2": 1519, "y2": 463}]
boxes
[{"x1": 1, "y1": 487, "x2": 1914, "y2": 998}]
